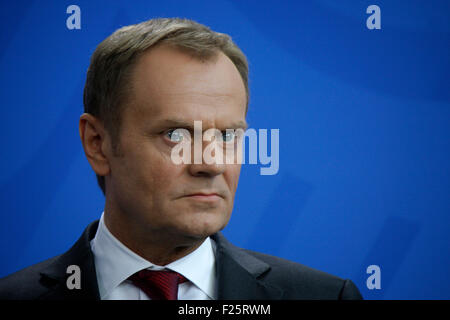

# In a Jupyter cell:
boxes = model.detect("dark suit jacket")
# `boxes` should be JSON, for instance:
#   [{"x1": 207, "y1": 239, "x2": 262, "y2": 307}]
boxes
[{"x1": 0, "y1": 220, "x2": 362, "y2": 300}]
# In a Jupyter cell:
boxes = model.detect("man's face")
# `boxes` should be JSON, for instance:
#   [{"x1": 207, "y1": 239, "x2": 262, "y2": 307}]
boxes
[{"x1": 105, "y1": 45, "x2": 247, "y2": 242}]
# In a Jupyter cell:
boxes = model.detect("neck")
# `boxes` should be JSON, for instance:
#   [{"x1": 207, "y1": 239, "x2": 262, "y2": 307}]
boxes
[{"x1": 102, "y1": 209, "x2": 206, "y2": 266}]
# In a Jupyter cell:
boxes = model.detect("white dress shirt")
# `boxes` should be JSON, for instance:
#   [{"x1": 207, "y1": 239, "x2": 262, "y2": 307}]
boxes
[{"x1": 90, "y1": 213, "x2": 217, "y2": 300}]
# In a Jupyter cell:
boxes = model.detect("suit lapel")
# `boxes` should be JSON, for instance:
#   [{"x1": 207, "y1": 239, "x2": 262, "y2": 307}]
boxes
[
  {"x1": 212, "y1": 233, "x2": 284, "y2": 300},
  {"x1": 38, "y1": 221, "x2": 101, "y2": 300}
]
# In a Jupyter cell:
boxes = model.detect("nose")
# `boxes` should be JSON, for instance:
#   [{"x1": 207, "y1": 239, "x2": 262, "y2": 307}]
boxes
[
  {"x1": 188, "y1": 139, "x2": 226, "y2": 177},
  {"x1": 188, "y1": 161, "x2": 226, "y2": 177}
]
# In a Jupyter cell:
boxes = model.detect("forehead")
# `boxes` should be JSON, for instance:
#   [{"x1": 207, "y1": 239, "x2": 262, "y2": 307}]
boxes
[{"x1": 126, "y1": 44, "x2": 247, "y2": 128}]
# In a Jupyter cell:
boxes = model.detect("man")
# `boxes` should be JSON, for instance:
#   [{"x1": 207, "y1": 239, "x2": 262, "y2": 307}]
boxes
[{"x1": 0, "y1": 18, "x2": 362, "y2": 300}]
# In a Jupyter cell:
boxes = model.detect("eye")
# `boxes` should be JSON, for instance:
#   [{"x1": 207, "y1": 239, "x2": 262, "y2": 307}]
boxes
[
  {"x1": 222, "y1": 130, "x2": 235, "y2": 143},
  {"x1": 165, "y1": 129, "x2": 188, "y2": 143}
]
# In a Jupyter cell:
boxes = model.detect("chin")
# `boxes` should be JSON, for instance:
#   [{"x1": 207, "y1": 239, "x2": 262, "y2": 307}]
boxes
[{"x1": 178, "y1": 211, "x2": 230, "y2": 239}]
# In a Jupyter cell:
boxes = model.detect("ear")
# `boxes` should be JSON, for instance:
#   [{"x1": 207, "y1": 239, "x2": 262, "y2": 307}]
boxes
[{"x1": 79, "y1": 113, "x2": 111, "y2": 177}]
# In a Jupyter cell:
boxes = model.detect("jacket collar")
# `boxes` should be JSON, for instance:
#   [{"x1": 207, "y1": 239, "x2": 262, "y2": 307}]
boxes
[
  {"x1": 212, "y1": 233, "x2": 284, "y2": 299},
  {"x1": 39, "y1": 221, "x2": 284, "y2": 300}
]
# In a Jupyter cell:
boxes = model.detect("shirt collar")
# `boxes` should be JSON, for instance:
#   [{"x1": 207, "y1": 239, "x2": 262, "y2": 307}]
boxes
[{"x1": 90, "y1": 212, "x2": 216, "y2": 299}]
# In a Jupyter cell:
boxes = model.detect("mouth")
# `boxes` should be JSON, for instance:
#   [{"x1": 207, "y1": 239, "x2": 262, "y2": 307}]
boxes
[{"x1": 182, "y1": 192, "x2": 223, "y2": 202}]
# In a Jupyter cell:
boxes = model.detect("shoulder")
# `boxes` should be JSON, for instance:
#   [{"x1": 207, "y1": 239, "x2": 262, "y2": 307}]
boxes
[
  {"x1": 0, "y1": 256, "x2": 61, "y2": 300},
  {"x1": 0, "y1": 220, "x2": 100, "y2": 300},
  {"x1": 243, "y1": 249, "x2": 362, "y2": 299},
  {"x1": 212, "y1": 233, "x2": 362, "y2": 300}
]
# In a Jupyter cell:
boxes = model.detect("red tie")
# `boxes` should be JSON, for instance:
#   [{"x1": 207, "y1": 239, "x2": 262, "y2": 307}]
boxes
[{"x1": 129, "y1": 269, "x2": 188, "y2": 300}]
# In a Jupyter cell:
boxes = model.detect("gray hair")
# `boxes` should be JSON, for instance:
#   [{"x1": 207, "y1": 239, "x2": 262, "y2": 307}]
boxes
[{"x1": 83, "y1": 17, "x2": 249, "y2": 195}]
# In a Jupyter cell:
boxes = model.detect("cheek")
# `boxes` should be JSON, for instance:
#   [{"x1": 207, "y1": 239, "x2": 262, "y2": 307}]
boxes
[
  {"x1": 138, "y1": 156, "x2": 177, "y2": 189},
  {"x1": 112, "y1": 146, "x2": 162, "y2": 192},
  {"x1": 226, "y1": 165, "x2": 242, "y2": 194},
  {"x1": 138, "y1": 150, "x2": 187, "y2": 197}
]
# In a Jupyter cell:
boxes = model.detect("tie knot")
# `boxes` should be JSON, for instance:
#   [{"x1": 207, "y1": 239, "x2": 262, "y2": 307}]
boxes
[{"x1": 129, "y1": 269, "x2": 187, "y2": 300}]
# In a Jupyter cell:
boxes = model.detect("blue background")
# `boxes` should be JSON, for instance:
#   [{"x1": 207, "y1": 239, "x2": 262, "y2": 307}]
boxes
[{"x1": 0, "y1": 0, "x2": 449, "y2": 299}]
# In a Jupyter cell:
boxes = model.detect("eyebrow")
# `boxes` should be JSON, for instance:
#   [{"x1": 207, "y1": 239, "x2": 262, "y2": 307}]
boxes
[{"x1": 157, "y1": 118, "x2": 248, "y2": 130}]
